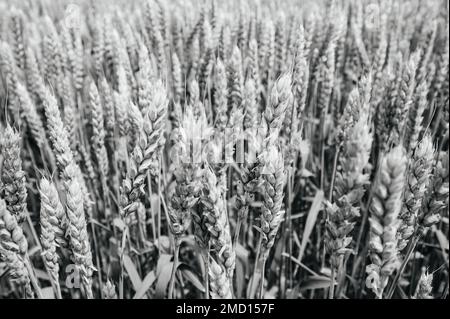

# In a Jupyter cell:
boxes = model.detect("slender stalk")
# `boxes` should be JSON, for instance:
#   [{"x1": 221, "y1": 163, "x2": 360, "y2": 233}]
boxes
[
  {"x1": 329, "y1": 264, "x2": 335, "y2": 299},
  {"x1": 119, "y1": 226, "x2": 128, "y2": 299},
  {"x1": 328, "y1": 148, "x2": 340, "y2": 202},
  {"x1": 157, "y1": 168, "x2": 162, "y2": 249},
  {"x1": 53, "y1": 278, "x2": 62, "y2": 299},
  {"x1": 248, "y1": 236, "x2": 263, "y2": 299},
  {"x1": 386, "y1": 232, "x2": 422, "y2": 298},
  {"x1": 168, "y1": 236, "x2": 181, "y2": 299},
  {"x1": 202, "y1": 247, "x2": 210, "y2": 299},
  {"x1": 319, "y1": 116, "x2": 326, "y2": 190},
  {"x1": 287, "y1": 169, "x2": 294, "y2": 288},
  {"x1": 259, "y1": 257, "x2": 267, "y2": 299},
  {"x1": 233, "y1": 219, "x2": 243, "y2": 250},
  {"x1": 26, "y1": 212, "x2": 41, "y2": 254},
  {"x1": 90, "y1": 219, "x2": 103, "y2": 299},
  {"x1": 442, "y1": 280, "x2": 449, "y2": 299},
  {"x1": 25, "y1": 257, "x2": 43, "y2": 299},
  {"x1": 147, "y1": 173, "x2": 157, "y2": 243},
  {"x1": 83, "y1": 281, "x2": 94, "y2": 299},
  {"x1": 335, "y1": 255, "x2": 347, "y2": 298}
]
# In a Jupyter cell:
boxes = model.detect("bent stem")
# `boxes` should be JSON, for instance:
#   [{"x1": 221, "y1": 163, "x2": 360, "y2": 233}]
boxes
[{"x1": 168, "y1": 236, "x2": 181, "y2": 299}]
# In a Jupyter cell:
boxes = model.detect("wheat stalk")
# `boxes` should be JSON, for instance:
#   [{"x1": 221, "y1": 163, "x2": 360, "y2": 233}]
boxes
[{"x1": 325, "y1": 113, "x2": 372, "y2": 298}]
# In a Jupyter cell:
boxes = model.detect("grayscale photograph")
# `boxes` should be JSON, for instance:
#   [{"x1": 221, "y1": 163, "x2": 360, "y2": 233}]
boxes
[{"x1": 0, "y1": 0, "x2": 448, "y2": 302}]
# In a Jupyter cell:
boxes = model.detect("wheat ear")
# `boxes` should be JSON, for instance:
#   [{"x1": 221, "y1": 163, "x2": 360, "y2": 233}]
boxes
[
  {"x1": 366, "y1": 146, "x2": 407, "y2": 299},
  {"x1": 39, "y1": 177, "x2": 64, "y2": 299},
  {"x1": 0, "y1": 198, "x2": 34, "y2": 298},
  {"x1": 325, "y1": 114, "x2": 372, "y2": 297},
  {"x1": 0, "y1": 125, "x2": 27, "y2": 224},
  {"x1": 121, "y1": 80, "x2": 167, "y2": 218},
  {"x1": 42, "y1": 88, "x2": 94, "y2": 298}
]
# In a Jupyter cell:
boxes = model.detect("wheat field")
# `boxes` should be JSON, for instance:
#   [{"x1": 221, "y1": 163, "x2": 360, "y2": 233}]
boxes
[{"x1": 0, "y1": 0, "x2": 448, "y2": 300}]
